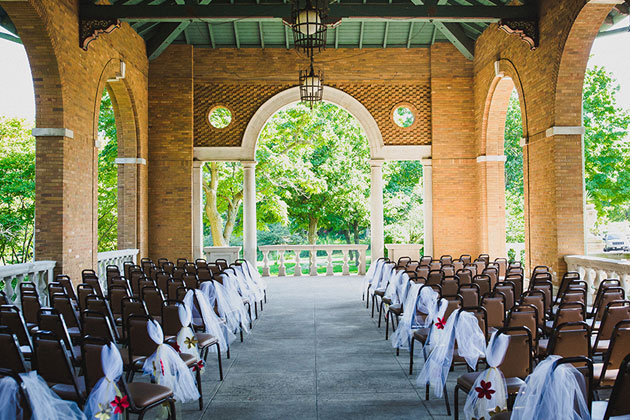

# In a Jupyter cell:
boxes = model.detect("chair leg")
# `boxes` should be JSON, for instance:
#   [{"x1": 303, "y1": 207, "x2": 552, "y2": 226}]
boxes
[
  {"x1": 264, "y1": 290, "x2": 267, "y2": 304},
  {"x1": 168, "y1": 397, "x2": 177, "y2": 420},
  {"x1": 385, "y1": 311, "x2": 390, "y2": 340},
  {"x1": 378, "y1": 301, "x2": 384, "y2": 328},
  {"x1": 409, "y1": 338, "x2": 415, "y2": 375},
  {"x1": 227, "y1": 347, "x2": 230, "y2": 359},
  {"x1": 196, "y1": 365, "x2": 203, "y2": 410},
  {"x1": 371, "y1": 295, "x2": 376, "y2": 317},
  {"x1": 216, "y1": 342, "x2": 223, "y2": 381},
  {"x1": 254, "y1": 302, "x2": 258, "y2": 318},
  {"x1": 443, "y1": 385, "x2": 451, "y2": 416},
  {"x1": 454, "y1": 385, "x2": 460, "y2": 420},
  {"x1": 138, "y1": 411, "x2": 145, "y2": 420},
  {"x1": 240, "y1": 330, "x2": 243, "y2": 342},
  {"x1": 396, "y1": 347, "x2": 399, "y2": 356}
]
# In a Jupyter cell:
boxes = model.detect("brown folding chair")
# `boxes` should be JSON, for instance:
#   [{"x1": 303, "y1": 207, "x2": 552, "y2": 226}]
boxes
[
  {"x1": 32, "y1": 330, "x2": 86, "y2": 405},
  {"x1": 473, "y1": 274, "x2": 491, "y2": 297},
  {"x1": 127, "y1": 314, "x2": 204, "y2": 410},
  {"x1": 121, "y1": 297, "x2": 148, "y2": 342},
  {"x1": 494, "y1": 281, "x2": 516, "y2": 310},
  {"x1": 594, "y1": 320, "x2": 630, "y2": 392},
  {"x1": 459, "y1": 254, "x2": 472, "y2": 265},
  {"x1": 37, "y1": 308, "x2": 82, "y2": 365},
  {"x1": 591, "y1": 287, "x2": 626, "y2": 329},
  {"x1": 182, "y1": 272, "x2": 200, "y2": 290},
  {"x1": 591, "y1": 353, "x2": 630, "y2": 420},
  {"x1": 505, "y1": 304, "x2": 539, "y2": 352},
  {"x1": 0, "y1": 326, "x2": 28, "y2": 372},
  {"x1": 20, "y1": 292, "x2": 40, "y2": 331},
  {"x1": 456, "y1": 268, "x2": 473, "y2": 286},
  {"x1": 540, "y1": 321, "x2": 591, "y2": 359},
  {"x1": 419, "y1": 255, "x2": 432, "y2": 267},
  {"x1": 55, "y1": 274, "x2": 78, "y2": 303},
  {"x1": 441, "y1": 276, "x2": 460, "y2": 298},
  {"x1": 591, "y1": 300, "x2": 630, "y2": 356},
  {"x1": 81, "y1": 336, "x2": 176, "y2": 419},
  {"x1": 155, "y1": 270, "x2": 172, "y2": 296},
  {"x1": 0, "y1": 305, "x2": 34, "y2": 359},
  {"x1": 459, "y1": 283, "x2": 480, "y2": 308},
  {"x1": 454, "y1": 326, "x2": 534, "y2": 420},
  {"x1": 544, "y1": 301, "x2": 585, "y2": 336},
  {"x1": 481, "y1": 291, "x2": 506, "y2": 333},
  {"x1": 140, "y1": 285, "x2": 166, "y2": 321}
]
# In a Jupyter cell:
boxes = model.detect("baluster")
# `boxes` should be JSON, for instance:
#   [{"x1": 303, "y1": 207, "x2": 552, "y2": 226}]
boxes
[
  {"x1": 294, "y1": 250, "x2": 303, "y2": 276},
  {"x1": 342, "y1": 249, "x2": 350, "y2": 276},
  {"x1": 278, "y1": 250, "x2": 286, "y2": 277},
  {"x1": 262, "y1": 250, "x2": 270, "y2": 277},
  {"x1": 310, "y1": 249, "x2": 318, "y2": 276},
  {"x1": 359, "y1": 247, "x2": 367, "y2": 275},
  {"x1": 622, "y1": 273, "x2": 630, "y2": 297},
  {"x1": 326, "y1": 250, "x2": 334, "y2": 276}
]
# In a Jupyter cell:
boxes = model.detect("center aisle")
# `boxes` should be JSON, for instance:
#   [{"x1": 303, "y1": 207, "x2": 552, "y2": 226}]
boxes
[{"x1": 176, "y1": 276, "x2": 451, "y2": 419}]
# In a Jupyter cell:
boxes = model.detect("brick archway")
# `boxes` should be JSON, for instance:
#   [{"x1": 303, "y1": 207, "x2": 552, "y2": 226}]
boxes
[
  {"x1": 92, "y1": 59, "x2": 142, "y2": 253},
  {"x1": 478, "y1": 61, "x2": 527, "y2": 260}
]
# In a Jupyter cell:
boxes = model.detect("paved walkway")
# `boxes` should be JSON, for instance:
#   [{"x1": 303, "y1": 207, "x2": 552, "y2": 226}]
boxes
[{"x1": 155, "y1": 276, "x2": 460, "y2": 420}]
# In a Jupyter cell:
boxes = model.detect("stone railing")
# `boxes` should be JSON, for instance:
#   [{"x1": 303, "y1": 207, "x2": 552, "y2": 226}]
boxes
[
  {"x1": 259, "y1": 244, "x2": 369, "y2": 277},
  {"x1": 0, "y1": 260, "x2": 56, "y2": 306},
  {"x1": 565, "y1": 255, "x2": 630, "y2": 303},
  {"x1": 97, "y1": 249, "x2": 138, "y2": 282}
]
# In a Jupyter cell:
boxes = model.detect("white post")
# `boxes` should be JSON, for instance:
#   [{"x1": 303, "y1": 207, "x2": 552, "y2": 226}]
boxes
[
  {"x1": 422, "y1": 158, "x2": 434, "y2": 257},
  {"x1": 242, "y1": 161, "x2": 257, "y2": 264},
  {"x1": 370, "y1": 159, "x2": 385, "y2": 261},
  {"x1": 192, "y1": 161, "x2": 204, "y2": 260}
]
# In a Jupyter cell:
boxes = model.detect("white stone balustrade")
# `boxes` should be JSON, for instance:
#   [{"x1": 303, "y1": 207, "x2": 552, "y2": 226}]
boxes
[
  {"x1": 259, "y1": 244, "x2": 369, "y2": 277},
  {"x1": 0, "y1": 260, "x2": 56, "y2": 306},
  {"x1": 565, "y1": 255, "x2": 630, "y2": 304},
  {"x1": 97, "y1": 249, "x2": 139, "y2": 284}
]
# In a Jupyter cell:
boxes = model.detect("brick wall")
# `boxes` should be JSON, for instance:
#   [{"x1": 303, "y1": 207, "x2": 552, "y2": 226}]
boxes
[
  {"x1": 147, "y1": 45, "x2": 194, "y2": 262},
  {"x1": 473, "y1": 0, "x2": 614, "y2": 279},
  {"x1": 0, "y1": 0, "x2": 148, "y2": 282}
]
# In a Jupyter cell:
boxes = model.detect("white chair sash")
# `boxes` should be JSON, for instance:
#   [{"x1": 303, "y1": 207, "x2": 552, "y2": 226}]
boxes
[
  {"x1": 142, "y1": 319, "x2": 200, "y2": 403},
  {"x1": 84, "y1": 342, "x2": 125, "y2": 420}
]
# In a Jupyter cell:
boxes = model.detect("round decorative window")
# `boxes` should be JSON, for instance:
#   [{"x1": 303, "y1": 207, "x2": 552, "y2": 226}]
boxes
[
  {"x1": 391, "y1": 104, "x2": 416, "y2": 129},
  {"x1": 208, "y1": 106, "x2": 232, "y2": 129}
]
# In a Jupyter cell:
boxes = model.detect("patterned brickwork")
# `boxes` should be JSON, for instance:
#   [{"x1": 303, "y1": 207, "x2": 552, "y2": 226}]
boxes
[{"x1": 193, "y1": 81, "x2": 431, "y2": 147}]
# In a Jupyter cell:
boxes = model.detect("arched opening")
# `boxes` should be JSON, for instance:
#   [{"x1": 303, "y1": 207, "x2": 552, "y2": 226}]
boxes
[
  {"x1": 555, "y1": 3, "x2": 630, "y2": 258},
  {"x1": 203, "y1": 100, "x2": 379, "y2": 275},
  {"x1": 0, "y1": 22, "x2": 35, "y2": 264},
  {"x1": 96, "y1": 87, "x2": 118, "y2": 252},
  {"x1": 481, "y1": 67, "x2": 527, "y2": 265}
]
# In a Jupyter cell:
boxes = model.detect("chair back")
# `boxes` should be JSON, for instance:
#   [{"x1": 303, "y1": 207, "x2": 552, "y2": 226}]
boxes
[
  {"x1": 50, "y1": 294, "x2": 80, "y2": 332},
  {"x1": 77, "y1": 283, "x2": 96, "y2": 312},
  {"x1": 603, "y1": 353, "x2": 630, "y2": 419},
  {"x1": 162, "y1": 300, "x2": 183, "y2": 337},
  {"x1": 108, "y1": 284, "x2": 130, "y2": 319},
  {"x1": 494, "y1": 258, "x2": 508, "y2": 279},
  {"x1": 127, "y1": 314, "x2": 159, "y2": 357},
  {"x1": 553, "y1": 302, "x2": 585, "y2": 327},
  {"x1": 55, "y1": 274, "x2": 78, "y2": 302},
  {"x1": 520, "y1": 290, "x2": 545, "y2": 327},
  {"x1": 463, "y1": 306, "x2": 489, "y2": 339},
  {"x1": 459, "y1": 254, "x2": 472, "y2": 265},
  {"x1": 473, "y1": 274, "x2": 491, "y2": 297},
  {"x1": 20, "y1": 293, "x2": 40, "y2": 326},
  {"x1": 141, "y1": 286, "x2": 166, "y2": 318},
  {"x1": 440, "y1": 255, "x2": 453, "y2": 265},
  {"x1": 176, "y1": 258, "x2": 188, "y2": 268},
  {"x1": 197, "y1": 267, "x2": 213, "y2": 282},
  {"x1": 443, "y1": 296, "x2": 463, "y2": 321},
  {"x1": 419, "y1": 256, "x2": 432, "y2": 267},
  {"x1": 481, "y1": 292, "x2": 506, "y2": 330},
  {"x1": 81, "y1": 310, "x2": 118, "y2": 342},
  {"x1": 477, "y1": 254, "x2": 490, "y2": 265},
  {"x1": 0, "y1": 327, "x2": 27, "y2": 372},
  {"x1": 442, "y1": 264, "x2": 455, "y2": 277},
  {"x1": 121, "y1": 297, "x2": 148, "y2": 339},
  {"x1": 600, "y1": 320, "x2": 630, "y2": 388},
  {"x1": 547, "y1": 321, "x2": 591, "y2": 359},
  {"x1": 0, "y1": 305, "x2": 33, "y2": 351},
  {"x1": 453, "y1": 260, "x2": 464, "y2": 273},
  {"x1": 441, "y1": 276, "x2": 459, "y2": 297},
  {"x1": 594, "y1": 287, "x2": 626, "y2": 322},
  {"x1": 506, "y1": 273, "x2": 524, "y2": 298},
  {"x1": 32, "y1": 331, "x2": 85, "y2": 402},
  {"x1": 456, "y1": 269, "x2": 472, "y2": 285},
  {"x1": 129, "y1": 268, "x2": 144, "y2": 296},
  {"x1": 482, "y1": 267, "x2": 499, "y2": 289},
  {"x1": 595, "y1": 301, "x2": 630, "y2": 348},
  {"x1": 182, "y1": 273, "x2": 200, "y2": 289},
  {"x1": 397, "y1": 256, "x2": 412, "y2": 268},
  {"x1": 427, "y1": 269, "x2": 443, "y2": 286},
  {"x1": 494, "y1": 281, "x2": 516, "y2": 310},
  {"x1": 506, "y1": 304, "x2": 539, "y2": 344},
  {"x1": 37, "y1": 308, "x2": 75, "y2": 358},
  {"x1": 497, "y1": 326, "x2": 533, "y2": 379},
  {"x1": 459, "y1": 283, "x2": 480, "y2": 308}
]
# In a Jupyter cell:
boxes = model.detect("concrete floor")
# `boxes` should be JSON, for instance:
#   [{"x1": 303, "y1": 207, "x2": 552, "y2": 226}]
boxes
[{"x1": 147, "y1": 275, "x2": 464, "y2": 419}]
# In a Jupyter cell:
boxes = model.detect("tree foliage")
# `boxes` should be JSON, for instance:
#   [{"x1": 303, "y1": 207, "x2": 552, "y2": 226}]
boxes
[
  {"x1": 504, "y1": 90, "x2": 525, "y2": 243},
  {"x1": 0, "y1": 117, "x2": 35, "y2": 264},
  {"x1": 583, "y1": 65, "x2": 630, "y2": 221},
  {"x1": 97, "y1": 89, "x2": 118, "y2": 252}
]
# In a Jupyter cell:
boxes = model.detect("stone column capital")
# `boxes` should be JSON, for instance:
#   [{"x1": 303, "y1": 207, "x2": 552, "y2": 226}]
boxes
[
  {"x1": 241, "y1": 160, "x2": 257, "y2": 169},
  {"x1": 421, "y1": 158, "x2": 433, "y2": 167},
  {"x1": 193, "y1": 160, "x2": 204, "y2": 169},
  {"x1": 369, "y1": 159, "x2": 385, "y2": 168}
]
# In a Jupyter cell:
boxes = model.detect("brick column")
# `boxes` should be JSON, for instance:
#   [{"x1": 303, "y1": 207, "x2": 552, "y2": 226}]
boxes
[
  {"x1": 478, "y1": 155, "x2": 507, "y2": 258},
  {"x1": 370, "y1": 160, "x2": 384, "y2": 261}
]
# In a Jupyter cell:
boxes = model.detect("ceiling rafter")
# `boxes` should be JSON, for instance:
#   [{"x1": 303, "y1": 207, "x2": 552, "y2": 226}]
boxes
[
  {"x1": 147, "y1": 21, "x2": 190, "y2": 60},
  {"x1": 433, "y1": 21, "x2": 474, "y2": 59}
]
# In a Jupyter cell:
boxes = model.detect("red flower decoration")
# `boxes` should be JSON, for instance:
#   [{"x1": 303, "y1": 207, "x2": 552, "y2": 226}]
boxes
[
  {"x1": 171, "y1": 342, "x2": 181, "y2": 353},
  {"x1": 475, "y1": 380, "x2": 495, "y2": 400},
  {"x1": 435, "y1": 317, "x2": 446, "y2": 330},
  {"x1": 192, "y1": 360, "x2": 205, "y2": 372},
  {"x1": 159, "y1": 359, "x2": 165, "y2": 375},
  {"x1": 110, "y1": 395, "x2": 129, "y2": 414}
]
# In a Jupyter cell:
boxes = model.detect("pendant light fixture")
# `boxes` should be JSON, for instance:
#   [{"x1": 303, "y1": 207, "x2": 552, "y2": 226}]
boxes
[
  {"x1": 299, "y1": 56, "x2": 324, "y2": 107},
  {"x1": 291, "y1": 0, "x2": 328, "y2": 56}
]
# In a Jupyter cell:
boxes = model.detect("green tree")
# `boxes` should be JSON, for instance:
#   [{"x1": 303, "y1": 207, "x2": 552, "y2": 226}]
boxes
[
  {"x1": 97, "y1": 89, "x2": 118, "y2": 252},
  {"x1": 583, "y1": 65, "x2": 630, "y2": 221},
  {"x1": 0, "y1": 117, "x2": 35, "y2": 264},
  {"x1": 504, "y1": 90, "x2": 525, "y2": 243},
  {"x1": 383, "y1": 161, "x2": 424, "y2": 244}
]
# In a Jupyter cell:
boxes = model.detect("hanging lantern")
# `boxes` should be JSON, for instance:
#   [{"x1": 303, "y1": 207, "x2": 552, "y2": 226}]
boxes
[
  {"x1": 291, "y1": 0, "x2": 327, "y2": 56},
  {"x1": 299, "y1": 58, "x2": 324, "y2": 107}
]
